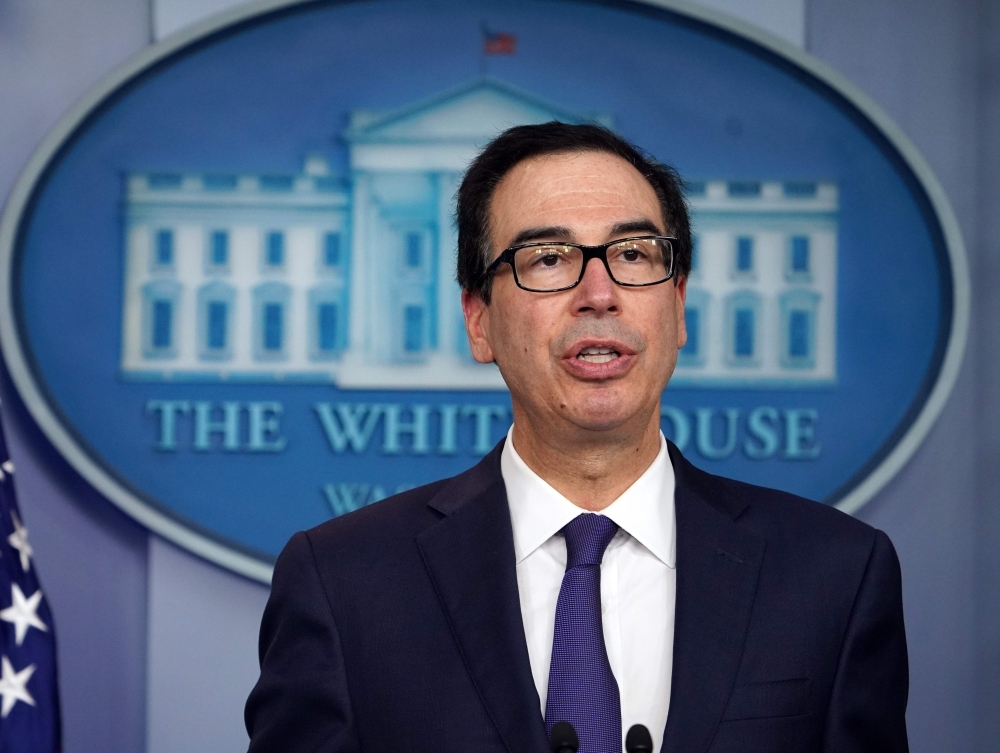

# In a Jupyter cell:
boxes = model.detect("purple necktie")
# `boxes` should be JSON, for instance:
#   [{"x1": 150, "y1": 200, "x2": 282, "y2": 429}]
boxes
[{"x1": 545, "y1": 514, "x2": 621, "y2": 753}]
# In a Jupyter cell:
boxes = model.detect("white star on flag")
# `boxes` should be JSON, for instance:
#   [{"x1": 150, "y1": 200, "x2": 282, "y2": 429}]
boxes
[
  {"x1": 0, "y1": 655, "x2": 36, "y2": 718},
  {"x1": 0, "y1": 583, "x2": 47, "y2": 646},
  {"x1": 0, "y1": 460, "x2": 13, "y2": 482},
  {"x1": 7, "y1": 510, "x2": 32, "y2": 573}
]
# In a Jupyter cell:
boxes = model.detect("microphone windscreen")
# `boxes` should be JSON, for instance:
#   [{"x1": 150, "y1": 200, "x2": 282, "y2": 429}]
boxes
[
  {"x1": 549, "y1": 721, "x2": 579, "y2": 753},
  {"x1": 625, "y1": 724, "x2": 654, "y2": 753}
]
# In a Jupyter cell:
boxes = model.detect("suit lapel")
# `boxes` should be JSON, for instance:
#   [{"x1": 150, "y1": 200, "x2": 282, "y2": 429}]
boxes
[
  {"x1": 416, "y1": 446, "x2": 549, "y2": 753},
  {"x1": 662, "y1": 446, "x2": 765, "y2": 753}
]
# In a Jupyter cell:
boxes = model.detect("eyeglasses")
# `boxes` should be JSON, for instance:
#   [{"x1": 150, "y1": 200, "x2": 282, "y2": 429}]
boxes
[{"x1": 485, "y1": 235, "x2": 677, "y2": 293}]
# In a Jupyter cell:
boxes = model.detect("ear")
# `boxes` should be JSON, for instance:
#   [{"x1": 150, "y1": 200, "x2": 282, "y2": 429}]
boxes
[
  {"x1": 673, "y1": 275, "x2": 688, "y2": 350},
  {"x1": 461, "y1": 289, "x2": 497, "y2": 364}
]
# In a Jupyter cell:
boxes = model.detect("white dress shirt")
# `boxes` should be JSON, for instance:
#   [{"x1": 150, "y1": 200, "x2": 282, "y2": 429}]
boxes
[{"x1": 501, "y1": 427, "x2": 677, "y2": 753}]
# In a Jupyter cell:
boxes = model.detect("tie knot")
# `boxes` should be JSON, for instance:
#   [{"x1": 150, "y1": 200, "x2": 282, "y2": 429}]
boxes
[{"x1": 562, "y1": 514, "x2": 618, "y2": 568}]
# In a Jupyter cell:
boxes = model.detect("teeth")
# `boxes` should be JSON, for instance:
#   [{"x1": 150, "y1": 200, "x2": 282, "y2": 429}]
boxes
[{"x1": 577, "y1": 347, "x2": 620, "y2": 363}]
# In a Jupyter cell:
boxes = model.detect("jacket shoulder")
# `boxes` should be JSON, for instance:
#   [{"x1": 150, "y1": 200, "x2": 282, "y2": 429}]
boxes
[
  {"x1": 303, "y1": 478, "x2": 449, "y2": 555},
  {"x1": 671, "y1": 442, "x2": 881, "y2": 554},
  {"x1": 296, "y1": 441, "x2": 505, "y2": 560}
]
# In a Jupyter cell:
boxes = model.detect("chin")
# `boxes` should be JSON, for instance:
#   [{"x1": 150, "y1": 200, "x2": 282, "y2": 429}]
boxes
[{"x1": 564, "y1": 393, "x2": 645, "y2": 434}]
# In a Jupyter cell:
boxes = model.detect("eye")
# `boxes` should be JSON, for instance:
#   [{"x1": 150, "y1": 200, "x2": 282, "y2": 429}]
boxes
[
  {"x1": 611, "y1": 241, "x2": 652, "y2": 264},
  {"x1": 526, "y1": 246, "x2": 573, "y2": 267}
]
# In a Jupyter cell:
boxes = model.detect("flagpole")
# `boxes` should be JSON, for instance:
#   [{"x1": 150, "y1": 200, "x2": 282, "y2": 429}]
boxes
[{"x1": 480, "y1": 22, "x2": 488, "y2": 76}]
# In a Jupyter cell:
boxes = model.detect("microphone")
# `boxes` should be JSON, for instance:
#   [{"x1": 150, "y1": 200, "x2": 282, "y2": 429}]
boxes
[
  {"x1": 548, "y1": 721, "x2": 579, "y2": 753},
  {"x1": 625, "y1": 724, "x2": 654, "y2": 753}
]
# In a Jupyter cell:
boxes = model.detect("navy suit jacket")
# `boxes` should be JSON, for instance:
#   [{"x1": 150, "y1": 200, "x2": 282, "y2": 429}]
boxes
[{"x1": 245, "y1": 441, "x2": 908, "y2": 753}]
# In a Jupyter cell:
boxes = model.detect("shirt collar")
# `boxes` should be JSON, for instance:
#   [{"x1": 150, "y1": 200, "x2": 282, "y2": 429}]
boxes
[{"x1": 501, "y1": 427, "x2": 676, "y2": 568}]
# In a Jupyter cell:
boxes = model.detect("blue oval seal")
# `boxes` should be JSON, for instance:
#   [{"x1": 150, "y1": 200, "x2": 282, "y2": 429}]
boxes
[{"x1": 0, "y1": 0, "x2": 969, "y2": 582}]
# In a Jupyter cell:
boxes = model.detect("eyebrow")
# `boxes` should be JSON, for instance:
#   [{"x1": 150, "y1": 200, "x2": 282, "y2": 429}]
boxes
[
  {"x1": 505, "y1": 218, "x2": 666, "y2": 248},
  {"x1": 508, "y1": 226, "x2": 573, "y2": 246},
  {"x1": 609, "y1": 219, "x2": 665, "y2": 236}
]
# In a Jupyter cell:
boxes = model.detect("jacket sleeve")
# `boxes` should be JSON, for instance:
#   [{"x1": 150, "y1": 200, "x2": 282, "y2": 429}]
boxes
[
  {"x1": 822, "y1": 529, "x2": 909, "y2": 753},
  {"x1": 245, "y1": 531, "x2": 361, "y2": 753}
]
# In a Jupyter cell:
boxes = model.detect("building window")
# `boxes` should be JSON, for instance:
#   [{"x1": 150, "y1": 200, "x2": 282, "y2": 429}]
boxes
[
  {"x1": 405, "y1": 232, "x2": 422, "y2": 268},
  {"x1": 683, "y1": 308, "x2": 700, "y2": 356},
  {"x1": 786, "y1": 235, "x2": 811, "y2": 281},
  {"x1": 725, "y1": 291, "x2": 761, "y2": 366},
  {"x1": 266, "y1": 231, "x2": 285, "y2": 267},
  {"x1": 207, "y1": 302, "x2": 228, "y2": 350},
  {"x1": 148, "y1": 173, "x2": 182, "y2": 189},
  {"x1": 253, "y1": 283, "x2": 290, "y2": 360},
  {"x1": 209, "y1": 231, "x2": 229, "y2": 267},
  {"x1": 197, "y1": 282, "x2": 235, "y2": 360},
  {"x1": 406, "y1": 233, "x2": 423, "y2": 267},
  {"x1": 686, "y1": 308, "x2": 700, "y2": 353},
  {"x1": 152, "y1": 301, "x2": 173, "y2": 349},
  {"x1": 685, "y1": 180, "x2": 707, "y2": 198},
  {"x1": 791, "y1": 237, "x2": 809, "y2": 272},
  {"x1": 323, "y1": 233, "x2": 341, "y2": 266},
  {"x1": 154, "y1": 229, "x2": 174, "y2": 267},
  {"x1": 734, "y1": 309, "x2": 755, "y2": 357},
  {"x1": 783, "y1": 181, "x2": 817, "y2": 198},
  {"x1": 728, "y1": 181, "x2": 761, "y2": 198},
  {"x1": 788, "y1": 310, "x2": 809, "y2": 357},
  {"x1": 735, "y1": 236, "x2": 754, "y2": 273},
  {"x1": 309, "y1": 286, "x2": 346, "y2": 359},
  {"x1": 264, "y1": 304, "x2": 283, "y2": 351},
  {"x1": 318, "y1": 303, "x2": 338, "y2": 351},
  {"x1": 142, "y1": 280, "x2": 181, "y2": 359},
  {"x1": 204, "y1": 175, "x2": 237, "y2": 191},
  {"x1": 678, "y1": 289, "x2": 708, "y2": 367},
  {"x1": 404, "y1": 305, "x2": 424, "y2": 352},
  {"x1": 260, "y1": 175, "x2": 294, "y2": 191},
  {"x1": 780, "y1": 290, "x2": 820, "y2": 369}
]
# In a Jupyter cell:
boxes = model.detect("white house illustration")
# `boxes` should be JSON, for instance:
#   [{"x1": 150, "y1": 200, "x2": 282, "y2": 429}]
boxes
[
  {"x1": 120, "y1": 78, "x2": 837, "y2": 389},
  {"x1": 675, "y1": 180, "x2": 837, "y2": 386}
]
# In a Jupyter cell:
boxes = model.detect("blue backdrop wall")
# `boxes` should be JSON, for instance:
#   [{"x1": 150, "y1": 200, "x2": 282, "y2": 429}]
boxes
[{"x1": 0, "y1": 0, "x2": 996, "y2": 751}]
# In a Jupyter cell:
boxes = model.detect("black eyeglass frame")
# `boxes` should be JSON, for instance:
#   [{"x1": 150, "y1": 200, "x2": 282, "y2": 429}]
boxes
[{"x1": 484, "y1": 235, "x2": 678, "y2": 293}]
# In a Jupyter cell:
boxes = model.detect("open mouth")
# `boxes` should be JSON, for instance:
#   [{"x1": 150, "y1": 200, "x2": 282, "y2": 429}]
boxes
[{"x1": 576, "y1": 347, "x2": 621, "y2": 364}]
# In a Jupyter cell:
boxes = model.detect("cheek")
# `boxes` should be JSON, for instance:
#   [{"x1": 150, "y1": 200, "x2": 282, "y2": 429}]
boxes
[
  {"x1": 646, "y1": 301, "x2": 683, "y2": 353},
  {"x1": 489, "y1": 299, "x2": 533, "y2": 356},
  {"x1": 491, "y1": 298, "x2": 557, "y2": 364}
]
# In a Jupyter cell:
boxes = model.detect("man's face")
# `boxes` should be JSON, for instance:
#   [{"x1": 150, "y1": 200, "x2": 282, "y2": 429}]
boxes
[{"x1": 462, "y1": 150, "x2": 687, "y2": 436}]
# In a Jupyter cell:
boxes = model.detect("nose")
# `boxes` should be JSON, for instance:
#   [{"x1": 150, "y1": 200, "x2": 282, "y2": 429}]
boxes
[{"x1": 571, "y1": 255, "x2": 620, "y2": 315}]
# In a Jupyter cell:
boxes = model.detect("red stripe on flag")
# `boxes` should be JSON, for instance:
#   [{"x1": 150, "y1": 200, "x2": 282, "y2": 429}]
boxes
[{"x1": 484, "y1": 32, "x2": 516, "y2": 55}]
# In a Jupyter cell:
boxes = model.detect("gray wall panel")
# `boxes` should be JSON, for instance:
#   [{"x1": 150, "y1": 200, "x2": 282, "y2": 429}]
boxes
[
  {"x1": 808, "y1": 0, "x2": 985, "y2": 749},
  {"x1": 0, "y1": 0, "x2": 152, "y2": 750},
  {"x1": 0, "y1": 0, "x2": 995, "y2": 750},
  {"x1": 146, "y1": 538, "x2": 267, "y2": 753},
  {"x1": 973, "y1": 2, "x2": 1000, "y2": 751}
]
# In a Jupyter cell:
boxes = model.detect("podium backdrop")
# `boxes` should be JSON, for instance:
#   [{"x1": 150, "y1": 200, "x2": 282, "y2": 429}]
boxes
[{"x1": 0, "y1": 0, "x2": 997, "y2": 751}]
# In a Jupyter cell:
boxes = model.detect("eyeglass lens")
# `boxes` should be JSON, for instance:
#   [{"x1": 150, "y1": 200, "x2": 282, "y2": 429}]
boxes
[{"x1": 512, "y1": 237, "x2": 672, "y2": 291}]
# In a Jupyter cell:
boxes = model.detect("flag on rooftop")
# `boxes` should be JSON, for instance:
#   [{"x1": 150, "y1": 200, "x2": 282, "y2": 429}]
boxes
[
  {"x1": 483, "y1": 26, "x2": 516, "y2": 55},
  {"x1": 0, "y1": 406, "x2": 60, "y2": 752}
]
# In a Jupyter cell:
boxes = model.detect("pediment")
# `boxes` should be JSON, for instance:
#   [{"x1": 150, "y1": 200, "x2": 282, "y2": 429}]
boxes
[{"x1": 343, "y1": 78, "x2": 608, "y2": 144}]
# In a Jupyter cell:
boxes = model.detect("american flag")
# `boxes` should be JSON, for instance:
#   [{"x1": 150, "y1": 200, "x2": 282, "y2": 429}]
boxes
[
  {"x1": 0, "y1": 408, "x2": 60, "y2": 752},
  {"x1": 483, "y1": 27, "x2": 516, "y2": 55}
]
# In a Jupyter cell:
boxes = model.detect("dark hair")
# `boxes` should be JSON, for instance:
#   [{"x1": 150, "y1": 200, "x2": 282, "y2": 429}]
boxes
[{"x1": 456, "y1": 122, "x2": 692, "y2": 302}]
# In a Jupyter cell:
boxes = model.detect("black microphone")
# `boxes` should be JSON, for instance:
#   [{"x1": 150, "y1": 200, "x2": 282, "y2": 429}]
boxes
[
  {"x1": 625, "y1": 724, "x2": 654, "y2": 753},
  {"x1": 548, "y1": 721, "x2": 579, "y2": 753}
]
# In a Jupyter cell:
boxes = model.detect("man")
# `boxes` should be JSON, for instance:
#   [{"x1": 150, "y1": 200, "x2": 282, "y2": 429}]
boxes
[{"x1": 245, "y1": 123, "x2": 908, "y2": 753}]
